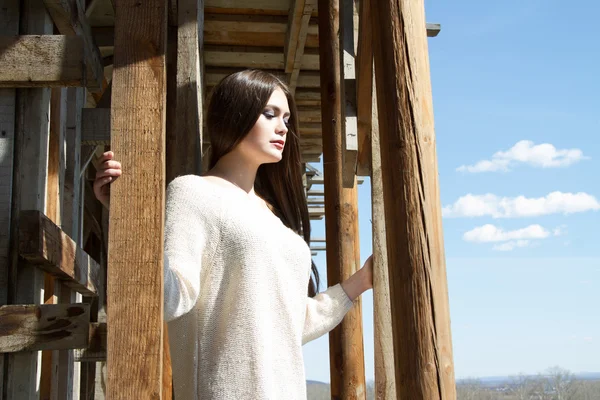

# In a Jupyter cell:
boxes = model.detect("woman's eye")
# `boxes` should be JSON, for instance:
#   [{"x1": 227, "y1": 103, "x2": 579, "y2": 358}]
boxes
[{"x1": 263, "y1": 111, "x2": 275, "y2": 119}]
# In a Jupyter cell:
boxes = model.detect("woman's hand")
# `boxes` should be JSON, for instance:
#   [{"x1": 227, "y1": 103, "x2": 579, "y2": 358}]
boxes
[
  {"x1": 93, "y1": 151, "x2": 122, "y2": 209},
  {"x1": 340, "y1": 255, "x2": 373, "y2": 301}
]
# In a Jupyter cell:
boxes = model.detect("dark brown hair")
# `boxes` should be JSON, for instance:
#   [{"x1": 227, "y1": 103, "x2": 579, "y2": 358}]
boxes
[{"x1": 207, "y1": 69, "x2": 320, "y2": 296}]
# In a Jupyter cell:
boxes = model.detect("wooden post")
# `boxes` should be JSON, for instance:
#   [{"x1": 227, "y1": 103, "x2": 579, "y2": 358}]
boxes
[
  {"x1": 0, "y1": 1, "x2": 19, "y2": 397},
  {"x1": 371, "y1": 0, "x2": 456, "y2": 398},
  {"x1": 318, "y1": 0, "x2": 366, "y2": 398},
  {"x1": 107, "y1": 0, "x2": 167, "y2": 398},
  {"x1": 370, "y1": 78, "x2": 396, "y2": 399},
  {"x1": 5, "y1": 1, "x2": 53, "y2": 398},
  {"x1": 166, "y1": 0, "x2": 204, "y2": 182},
  {"x1": 40, "y1": 87, "x2": 68, "y2": 400}
]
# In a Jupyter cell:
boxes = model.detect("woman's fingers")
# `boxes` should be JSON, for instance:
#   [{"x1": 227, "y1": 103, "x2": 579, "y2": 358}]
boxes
[
  {"x1": 97, "y1": 160, "x2": 121, "y2": 173},
  {"x1": 95, "y1": 168, "x2": 122, "y2": 180}
]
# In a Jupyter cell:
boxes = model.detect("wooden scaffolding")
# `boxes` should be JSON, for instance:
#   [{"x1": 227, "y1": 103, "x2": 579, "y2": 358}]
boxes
[{"x1": 0, "y1": 0, "x2": 455, "y2": 398}]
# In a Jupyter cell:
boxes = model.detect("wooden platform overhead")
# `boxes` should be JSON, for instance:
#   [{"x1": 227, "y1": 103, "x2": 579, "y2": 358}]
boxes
[{"x1": 84, "y1": 0, "x2": 439, "y2": 169}]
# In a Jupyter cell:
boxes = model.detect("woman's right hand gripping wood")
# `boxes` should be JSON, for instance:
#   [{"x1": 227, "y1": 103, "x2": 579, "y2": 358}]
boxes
[{"x1": 93, "y1": 151, "x2": 122, "y2": 209}]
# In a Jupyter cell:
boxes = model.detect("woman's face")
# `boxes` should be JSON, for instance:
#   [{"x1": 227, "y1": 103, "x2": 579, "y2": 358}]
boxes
[{"x1": 236, "y1": 88, "x2": 290, "y2": 165}]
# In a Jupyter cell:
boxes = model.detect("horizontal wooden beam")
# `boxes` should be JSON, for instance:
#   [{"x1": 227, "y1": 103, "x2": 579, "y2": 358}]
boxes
[
  {"x1": 0, "y1": 304, "x2": 90, "y2": 353},
  {"x1": 307, "y1": 189, "x2": 324, "y2": 196},
  {"x1": 310, "y1": 246, "x2": 326, "y2": 251},
  {"x1": 0, "y1": 35, "x2": 98, "y2": 89},
  {"x1": 206, "y1": 68, "x2": 320, "y2": 88},
  {"x1": 307, "y1": 176, "x2": 364, "y2": 185},
  {"x1": 42, "y1": 0, "x2": 105, "y2": 91},
  {"x1": 204, "y1": 45, "x2": 319, "y2": 70},
  {"x1": 427, "y1": 23, "x2": 441, "y2": 37},
  {"x1": 19, "y1": 210, "x2": 101, "y2": 296}
]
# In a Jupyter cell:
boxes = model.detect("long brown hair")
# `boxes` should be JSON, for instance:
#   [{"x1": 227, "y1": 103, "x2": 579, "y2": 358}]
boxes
[{"x1": 206, "y1": 69, "x2": 320, "y2": 296}]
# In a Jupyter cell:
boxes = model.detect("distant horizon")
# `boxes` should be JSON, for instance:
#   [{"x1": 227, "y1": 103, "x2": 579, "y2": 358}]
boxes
[{"x1": 306, "y1": 370, "x2": 600, "y2": 385}]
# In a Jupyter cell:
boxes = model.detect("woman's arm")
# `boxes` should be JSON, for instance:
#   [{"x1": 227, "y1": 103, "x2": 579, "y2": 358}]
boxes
[{"x1": 302, "y1": 256, "x2": 373, "y2": 344}]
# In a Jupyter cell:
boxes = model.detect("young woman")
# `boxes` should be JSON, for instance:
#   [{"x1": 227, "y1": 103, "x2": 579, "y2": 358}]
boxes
[{"x1": 94, "y1": 69, "x2": 373, "y2": 399}]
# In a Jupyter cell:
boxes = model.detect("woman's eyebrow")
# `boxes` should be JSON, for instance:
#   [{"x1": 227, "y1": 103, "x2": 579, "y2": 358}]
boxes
[{"x1": 265, "y1": 104, "x2": 291, "y2": 117}]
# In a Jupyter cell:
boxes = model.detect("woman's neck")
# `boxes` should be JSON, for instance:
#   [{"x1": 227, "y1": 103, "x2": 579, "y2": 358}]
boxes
[{"x1": 207, "y1": 153, "x2": 259, "y2": 195}]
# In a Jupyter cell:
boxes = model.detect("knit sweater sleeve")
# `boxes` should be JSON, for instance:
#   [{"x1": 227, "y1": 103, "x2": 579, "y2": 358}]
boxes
[
  {"x1": 163, "y1": 176, "x2": 217, "y2": 322},
  {"x1": 302, "y1": 283, "x2": 354, "y2": 345}
]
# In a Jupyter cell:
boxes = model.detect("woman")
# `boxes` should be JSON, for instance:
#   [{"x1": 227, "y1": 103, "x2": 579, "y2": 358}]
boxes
[{"x1": 94, "y1": 69, "x2": 373, "y2": 399}]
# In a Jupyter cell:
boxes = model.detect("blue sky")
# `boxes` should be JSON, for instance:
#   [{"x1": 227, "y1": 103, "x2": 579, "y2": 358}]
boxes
[{"x1": 303, "y1": 0, "x2": 600, "y2": 382}]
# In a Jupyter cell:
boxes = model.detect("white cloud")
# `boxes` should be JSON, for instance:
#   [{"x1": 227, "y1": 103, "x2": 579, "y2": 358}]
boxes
[
  {"x1": 443, "y1": 192, "x2": 600, "y2": 218},
  {"x1": 457, "y1": 140, "x2": 589, "y2": 172},
  {"x1": 493, "y1": 240, "x2": 531, "y2": 251},
  {"x1": 463, "y1": 224, "x2": 566, "y2": 251},
  {"x1": 463, "y1": 224, "x2": 550, "y2": 243}
]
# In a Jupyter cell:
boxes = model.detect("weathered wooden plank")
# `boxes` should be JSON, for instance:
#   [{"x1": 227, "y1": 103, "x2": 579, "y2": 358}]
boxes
[
  {"x1": 42, "y1": 0, "x2": 105, "y2": 91},
  {"x1": 370, "y1": 77, "x2": 396, "y2": 399},
  {"x1": 287, "y1": 0, "x2": 316, "y2": 91},
  {"x1": 0, "y1": 35, "x2": 97, "y2": 88},
  {"x1": 295, "y1": 89, "x2": 321, "y2": 105},
  {"x1": 371, "y1": 0, "x2": 456, "y2": 398},
  {"x1": 318, "y1": 0, "x2": 366, "y2": 397},
  {"x1": 205, "y1": 0, "x2": 294, "y2": 15},
  {"x1": 204, "y1": 45, "x2": 320, "y2": 70},
  {"x1": 0, "y1": 1, "x2": 19, "y2": 395},
  {"x1": 82, "y1": 108, "x2": 110, "y2": 145},
  {"x1": 19, "y1": 210, "x2": 100, "y2": 296},
  {"x1": 63, "y1": 87, "x2": 84, "y2": 240},
  {"x1": 5, "y1": 4, "x2": 53, "y2": 398},
  {"x1": 107, "y1": 0, "x2": 167, "y2": 397},
  {"x1": 206, "y1": 68, "x2": 321, "y2": 88},
  {"x1": 341, "y1": 0, "x2": 358, "y2": 188},
  {"x1": 0, "y1": 304, "x2": 90, "y2": 353},
  {"x1": 355, "y1": 0, "x2": 372, "y2": 177},
  {"x1": 167, "y1": 0, "x2": 204, "y2": 181},
  {"x1": 39, "y1": 87, "x2": 68, "y2": 400}
]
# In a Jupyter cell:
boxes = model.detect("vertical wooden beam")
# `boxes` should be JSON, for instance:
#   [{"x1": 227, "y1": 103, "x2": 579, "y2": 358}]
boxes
[
  {"x1": 370, "y1": 78, "x2": 396, "y2": 399},
  {"x1": 340, "y1": 0, "x2": 358, "y2": 188},
  {"x1": 371, "y1": 0, "x2": 456, "y2": 398},
  {"x1": 354, "y1": 0, "x2": 372, "y2": 177},
  {"x1": 318, "y1": 0, "x2": 366, "y2": 398},
  {"x1": 5, "y1": 2, "x2": 53, "y2": 399},
  {"x1": 0, "y1": 1, "x2": 19, "y2": 396},
  {"x1": 166, "y1": 0, "x2": 204, "y2": 183},
  {"x1": 40, "y1": 87, "x2": 68, "y2": 400},
  {"x1": 107, "y1": 0, "x2": 167, "y2": 398}
]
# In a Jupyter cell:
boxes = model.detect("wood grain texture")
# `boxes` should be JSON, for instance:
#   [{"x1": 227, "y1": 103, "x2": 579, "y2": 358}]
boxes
[
  {"x1": 168, "y1": 0, "x2": 204, "y2": 181},
  {"x1": 318, "y1": 0, "x2": 366, "y2": 398},
  {"x1": 0, "y1": 35, "x2": 95, "y2": 88},
  {"x1": 370, "y1": 78, "x2": 396, "y2": 400},
  {"x1": 107, "y1": 0, "x2": 167, "y2": 397},
  {"x1": 19, "y1": 210, "x2": 101, "y2": 297},
  {"x1": 0, "y1": 2, "x2": 18, "y2": 395},
  {"x1": 341, "y1": 0, "x2": 358, "y2": 188},
  {"x1": 0, "y1": 304, "x2": 90, "y2": 353},
  {"x1": 40, "y1": 87, "x2": 68, "y2": 400},
  {"x1": 371, "y1": 0, "x2": 456, "y2": 398},
  {"x1": 5, "y1": 4, "x2": 53, "y2": 398},
  {"x1": 355, "y1": 0, "x2": 372, "y2": 177},
  {"x1": 42, "y1": 0, "x2": 105, "y2": 90}
]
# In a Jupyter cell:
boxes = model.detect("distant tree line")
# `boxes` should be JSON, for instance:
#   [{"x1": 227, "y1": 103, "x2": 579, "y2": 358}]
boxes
[{"x1": 306, "y1": 367, "x2": 600, "y2": 400}]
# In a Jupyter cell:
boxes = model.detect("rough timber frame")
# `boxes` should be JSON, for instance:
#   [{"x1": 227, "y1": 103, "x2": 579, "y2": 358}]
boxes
[{"x1": 0, "y1": 0, "x2": 453, "y2": 399}]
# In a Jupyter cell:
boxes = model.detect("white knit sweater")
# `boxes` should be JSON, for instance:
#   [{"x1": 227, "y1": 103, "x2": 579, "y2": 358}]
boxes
[{"x1": 163, "y1": 175, "x2": 354, "y2": 399}]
